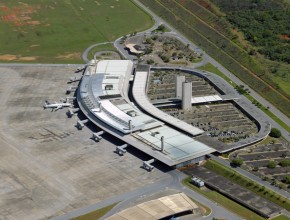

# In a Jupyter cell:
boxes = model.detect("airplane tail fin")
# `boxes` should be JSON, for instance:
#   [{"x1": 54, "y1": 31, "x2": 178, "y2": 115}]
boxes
[{"x1": 43, "y1": 100, "x2": 49, "y2": 109}]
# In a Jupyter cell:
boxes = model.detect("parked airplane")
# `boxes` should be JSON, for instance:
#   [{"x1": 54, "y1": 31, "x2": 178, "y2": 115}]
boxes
[{"x1": 43, "y1": 100, "x2": 72, "y2": 111}]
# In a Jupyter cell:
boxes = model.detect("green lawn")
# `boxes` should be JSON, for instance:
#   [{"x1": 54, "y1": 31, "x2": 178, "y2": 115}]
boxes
[
  {"x1": 197, "y1": 63, "x2": 235, "y2": 85},
  {"x1": 189, "y1": 197, "x2": 211, "y2": 216},
  {"x1": 0, "y1": 0, "x2": 153, "y2": 63},
  {"x1": 183, "y1": 177, "x2": 265, "y2": 220},
  {"x1": 71, "y1": 203, "x2": 117, "y2": 220},
  {"x1": 272, "y1": 215, "x2": 290, "y2": 220}
]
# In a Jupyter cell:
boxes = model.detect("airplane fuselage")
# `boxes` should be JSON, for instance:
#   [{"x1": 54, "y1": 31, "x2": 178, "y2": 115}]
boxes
[{"x1": 44, "y1": 102, "x2": 72, "y2": 111}]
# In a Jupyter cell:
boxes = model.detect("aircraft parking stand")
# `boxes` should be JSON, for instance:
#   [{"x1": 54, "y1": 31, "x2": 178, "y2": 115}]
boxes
[{"x1": 0, "y1": 65, "x2": 168, "y2": 220}]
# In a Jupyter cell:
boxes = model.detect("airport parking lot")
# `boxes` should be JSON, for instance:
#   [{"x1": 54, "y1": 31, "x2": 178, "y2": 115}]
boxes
[
  {"x1": 147, "y1": 70, "x2": 258, "y2": 144},
  {"x1": 0, "y1": 65, "x2": 169, "y2": 220},
  {"x1": 185, "y1": 167, "x2": 282, "y2": 218},
  {"x1": 148, "y1": 70, "x2": 219, "y2": 100},
  {"x1": 231, "y1": 142, "x2": 290, "y2": 191}
]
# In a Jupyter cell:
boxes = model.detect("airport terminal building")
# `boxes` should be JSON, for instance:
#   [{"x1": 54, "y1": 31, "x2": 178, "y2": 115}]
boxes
[
  {"x1": 77, "y1": 60, "x2": 216, "y2": 168},
  {"x1": 77, "y1": 60, "x2": 269, "y2": 168}
]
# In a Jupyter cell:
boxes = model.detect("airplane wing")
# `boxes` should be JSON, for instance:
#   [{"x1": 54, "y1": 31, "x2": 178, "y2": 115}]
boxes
[{"x1": 54, "y1": 106, "x2": 63, "y2": 111}]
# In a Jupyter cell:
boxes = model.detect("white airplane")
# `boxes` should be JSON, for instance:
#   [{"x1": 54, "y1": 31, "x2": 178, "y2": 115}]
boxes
[{"x1": 43, "y1": 100, "x2": 72, "y2": 111}]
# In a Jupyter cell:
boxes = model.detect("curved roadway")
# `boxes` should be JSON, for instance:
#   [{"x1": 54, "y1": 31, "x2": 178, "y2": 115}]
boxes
[{"x1": 82, "y1": 42, "x2": 114, "y2": 63}]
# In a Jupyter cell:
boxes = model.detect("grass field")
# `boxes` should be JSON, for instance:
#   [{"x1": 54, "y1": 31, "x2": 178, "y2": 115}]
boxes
[
  {"x1": 272, "y1": 215, "x2": 290, "y2": 220},
  {"x1": 189, "y1": 197, "x2": 211, "y2": 216},
  {"x1": 0, "y1": 0, "x2": 153, "y2": 63}
]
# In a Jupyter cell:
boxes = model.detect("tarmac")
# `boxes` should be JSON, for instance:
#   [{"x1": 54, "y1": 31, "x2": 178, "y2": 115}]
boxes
[{"x1": 0, "y1": 65, "x2": 168, "y2": 220}]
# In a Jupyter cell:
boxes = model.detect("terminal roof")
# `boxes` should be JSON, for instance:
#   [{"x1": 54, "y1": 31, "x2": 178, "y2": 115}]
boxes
[
  {"x1": 77, "y1": 60, "x2": 215, "y2": 166},
  {"x1": 132, "y1": 70, "x2": 204, "y2": 136}
]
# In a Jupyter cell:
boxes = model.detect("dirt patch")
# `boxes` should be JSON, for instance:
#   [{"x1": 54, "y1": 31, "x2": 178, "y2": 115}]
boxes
[
  {"x1": 30, "y1": 44, "x2": 40, "y2": 47},
  {"x1": 0, "y1": 54, "x2": 37, "y2": 61},
  {"x1": 18, "y1": 56, "x2": 38, "y2": 61},
  {"x1": 280, "y1": 34, "x2": 290, "y2": 40},
  {"x1": 0, "y1": 3, "x2": 40, "y2": 27},
  {"x1": 56, "y1": 53, "x2": 81, "y2": 60},
  {"x1": 232, "y1": 28, "x2": 250, "y2": 48},
  {"x1": 0, "y1": 54, "x2": 17, "y2": 61},
  {"x1": 26, "y1": 20, "x2": 40, "y2": 25}
]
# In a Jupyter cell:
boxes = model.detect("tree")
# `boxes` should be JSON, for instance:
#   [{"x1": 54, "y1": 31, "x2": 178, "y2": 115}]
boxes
[
  {"x1": 231, "y1": 158, "x2": 243, "y2": 167},
  {"x1": 144, "y1": 47, "x2": 153, "y2": 55},
  {"x1": 283, "y1": 176, "x2": 290, "y2": 184},
  {"x1": 267, "y1": 160, "x2": 277, "y2": 169},
  {"x1": 156, "y1": 24, "x2": 166, "y2": 32},
  {"x1": 269, "y1": 128, "x2": 281, "y2": 138}
]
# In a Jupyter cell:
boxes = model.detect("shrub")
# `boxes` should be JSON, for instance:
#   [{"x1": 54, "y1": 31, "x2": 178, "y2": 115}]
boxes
[
  {"x1": 283, "y1": 176, "x2": 290, "y2": 184},
  {"x1": 269, "y1": 128, "x2": 282, "y2": 138},
  {"x1": 231, "y1": 158, "x2": 243, "y2": 167},
  {"x1": 267, "y1": 160, "x2": 277, "y2": 169},
  {"x1": 279, "y1": 160, "x2": 290, "y2": 167},
  {"x1": 156, "y1": 24, "x2": 166, "y2": 32}
]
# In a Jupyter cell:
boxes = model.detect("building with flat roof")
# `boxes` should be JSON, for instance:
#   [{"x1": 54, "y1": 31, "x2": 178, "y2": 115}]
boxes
[
  {"x1": 77, "y1": 60, "x2": 270, "y2": 166},
  {"x1": 132, "y1": 68, "x2": 204, "y2": 137},
  {"x1": 106, "y1": 193, "x2": 200, "y2": 220},
  {"x1": 77, "y1": 60, "x2": 215, "y2": 168}
]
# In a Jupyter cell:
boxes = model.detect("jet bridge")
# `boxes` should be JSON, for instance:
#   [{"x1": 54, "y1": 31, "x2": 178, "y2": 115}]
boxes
[
  {"x1": 116, "y1": 144, "x2": 128, "y2": 156},
  {"x1": 143, "y1": 159, "x2": 155, "y2": 172},
  {"x1": 66, "y1": 86, "x2": 78, "y2": 94},
  {"x1": 91, "y1": 131, "x2": 104, "y2": 142},
  {"x1": 67, "y1": 108, "x2": 79, "y2": 117},
  {"x1": 76, "y1": 119, "x2": 89, "y2": 130}
]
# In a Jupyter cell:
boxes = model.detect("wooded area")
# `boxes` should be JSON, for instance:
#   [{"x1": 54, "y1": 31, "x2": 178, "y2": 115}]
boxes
[{"x1": 212, "y1": 0, "x2": 290, "y2": 63}]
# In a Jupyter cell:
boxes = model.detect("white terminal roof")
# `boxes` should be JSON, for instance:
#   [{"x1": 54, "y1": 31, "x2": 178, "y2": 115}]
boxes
[
  {"x1": 191, "y1": 95, "x2": 222, "y2": 104},
  {"x1": 132, "y1": 71, "x2": 204, "y2": 136},
  {"x1": 135, "y1": 126, "x2": 214, "y2": 161},
  {"x1": 78, "y1": 60, "x2": 215, "y2": 166},
  {"x1": 80, "y1": 60, "x2": 163, "y2": 133}
]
